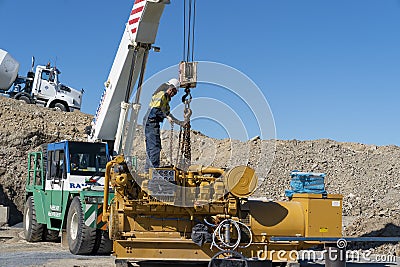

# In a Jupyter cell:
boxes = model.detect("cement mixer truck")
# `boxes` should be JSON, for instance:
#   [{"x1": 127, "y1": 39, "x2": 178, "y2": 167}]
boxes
[{"x1": 0, "y1": 49, "x2": 82, "y2": 112}]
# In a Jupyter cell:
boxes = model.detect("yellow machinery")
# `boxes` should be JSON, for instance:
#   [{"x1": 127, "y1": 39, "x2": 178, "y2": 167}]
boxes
[{"x1": 103, "y1": 155, "x2": 343, "y2": 264}]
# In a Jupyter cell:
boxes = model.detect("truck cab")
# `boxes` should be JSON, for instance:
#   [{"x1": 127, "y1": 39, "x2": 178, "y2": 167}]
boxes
[
  {"x1": 0, "y1": 48, "x2": 82, "y2": 112},
  {"x1": 24, "y1": 141, "x2": 113, "y2": 254},
  {"x1": 30, "y1": 65, "x2": 83, "y2": 112}
]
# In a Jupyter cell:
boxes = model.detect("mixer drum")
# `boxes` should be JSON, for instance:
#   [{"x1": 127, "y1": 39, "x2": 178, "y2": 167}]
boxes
[{"x1": 0, "y1": 49, "x2": 20, "y2": 90}]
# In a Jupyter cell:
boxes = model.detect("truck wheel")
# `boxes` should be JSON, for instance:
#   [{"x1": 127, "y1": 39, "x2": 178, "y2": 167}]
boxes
[
  {"x1": 18, "y1": 95, "x2": 31, "y2": 104},
  {"x1": 93, "y1": 230, "x2": 113, "y2": 254},
  {"x1": 23, "y1": 196, "x2": 44, "y2": 242},
  {"x1": 66, "y1": 197, "x2": 97, "y2": 254},
  {"x1": 54, "y1": 103, "x2": 67, "y2": 112}
]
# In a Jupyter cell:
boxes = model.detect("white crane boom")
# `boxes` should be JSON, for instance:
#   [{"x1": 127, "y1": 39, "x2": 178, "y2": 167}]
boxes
[{"x1": 89, "y1": 0, "x2": 169, "y2": 153}]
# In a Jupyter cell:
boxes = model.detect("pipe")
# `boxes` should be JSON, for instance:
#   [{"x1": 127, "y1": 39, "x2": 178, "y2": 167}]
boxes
[
  {"x1": 187, "y1": 165, "x2": 225, "y2": 176},
  {"x1": 202, "y1": 167, "x2": 224, "y2": 176},
  {"x1": 102, "y1": 160, "x2": 114, "y2": 222}
]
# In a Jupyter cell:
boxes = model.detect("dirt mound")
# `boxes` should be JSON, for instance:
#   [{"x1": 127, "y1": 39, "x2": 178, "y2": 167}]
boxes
[
  {"x1": 0, "y1": 96, "x2": 398, "y2": 254},
  {"x1": 0, "y1": 97, "x2": 91, "y2": 225}
]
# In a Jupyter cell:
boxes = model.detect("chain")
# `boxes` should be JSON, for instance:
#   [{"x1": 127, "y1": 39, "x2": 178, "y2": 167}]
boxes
[
  {"x1": 180, "y1": 94, "x2": 193, "y2": 170},
  {"x1": 182, "y1": 122, "x2": 191, "y2": 168},
  {"x1": 170, "y1": 87, "x2": 193, "y2": 170},
  {"x1": 169, "y1": 121, "x2": 174, "y2": 165},
  {"x1": 176, "y1": 127, "x2": 183, "y2": 167}
]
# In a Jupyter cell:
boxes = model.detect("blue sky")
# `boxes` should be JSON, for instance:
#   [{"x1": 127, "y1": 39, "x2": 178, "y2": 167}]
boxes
[{"x1": 1, "y1": 0, "x2": 399, "y2": 146}]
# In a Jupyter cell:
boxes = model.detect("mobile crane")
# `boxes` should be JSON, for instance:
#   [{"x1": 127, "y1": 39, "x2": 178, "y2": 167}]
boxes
[{"x1": 23, "y1": 1, "x2": 344, "y2": 266}]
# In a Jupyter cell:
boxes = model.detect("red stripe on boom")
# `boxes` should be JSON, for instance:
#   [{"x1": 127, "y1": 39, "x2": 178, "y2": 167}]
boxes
[
  {"x1": 129, "y1": 17, "x2": 140, "y2": 25},
  {"x1": 135, "y1": 0, "x2": 145, "y2": 4},
  {"x1": 131, "y1": 28, "x2": 137, "y2": 34},
  {"x1": 131, "y1": 6, "x2": 144, "y2": 15}
]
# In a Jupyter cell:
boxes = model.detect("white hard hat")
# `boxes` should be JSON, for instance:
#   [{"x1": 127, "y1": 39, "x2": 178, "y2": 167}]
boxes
[{"x1": 167, "y1": 78, "x2": 180, "y2": 90}]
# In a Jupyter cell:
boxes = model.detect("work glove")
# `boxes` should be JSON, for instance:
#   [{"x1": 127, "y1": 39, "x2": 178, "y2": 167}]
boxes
[
  {"x1": 177, "y1": 120, "x2": 185, "y2": 127},
  {"x1": 167, "y1": 115, "x2": 184, "y2": 126},
  {"x1": 167, "y1": 116, "x2": 174, "y2": 124}
]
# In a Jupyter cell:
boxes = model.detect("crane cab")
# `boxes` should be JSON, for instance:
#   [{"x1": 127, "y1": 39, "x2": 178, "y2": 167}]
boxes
[{"x1": 24, "y1": 141, "x2": 113, "y2": 255}]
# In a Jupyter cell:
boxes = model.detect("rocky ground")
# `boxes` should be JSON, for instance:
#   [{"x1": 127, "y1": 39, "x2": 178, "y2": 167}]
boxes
[
  {"x1": 0, "y1": 96, "x2": 399, "y2": 256},
  {"x1": 0, "y1": 227, "x2": 114, "y2": 267}
]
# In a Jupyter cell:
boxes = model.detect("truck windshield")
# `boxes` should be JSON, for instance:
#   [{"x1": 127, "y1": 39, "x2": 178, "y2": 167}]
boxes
[{"x1": 68, "y1": 142, "x2": 108, "y2": 176}]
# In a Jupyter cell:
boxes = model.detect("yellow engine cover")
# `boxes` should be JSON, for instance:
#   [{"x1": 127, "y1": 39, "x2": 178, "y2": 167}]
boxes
[
  {"x1": 246, "y1": 200, "x2": 305, "y2": 238},
  {"x1": 291, "y1": 193, "x2": 342, "y2": 237}
]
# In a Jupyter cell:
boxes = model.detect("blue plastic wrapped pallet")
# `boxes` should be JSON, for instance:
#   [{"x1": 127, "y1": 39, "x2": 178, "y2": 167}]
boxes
[{"x1": 285, "y1": 171, "x2": 327, "y2": 198}]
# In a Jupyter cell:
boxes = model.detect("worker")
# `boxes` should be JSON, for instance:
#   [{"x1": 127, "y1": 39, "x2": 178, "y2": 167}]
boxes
[
  {"x1": 70, "y1": 154, "x2": 80, "y2": 171},
  {"x1": 144, "y1": 78, "x2": 184, "y2": 172}
]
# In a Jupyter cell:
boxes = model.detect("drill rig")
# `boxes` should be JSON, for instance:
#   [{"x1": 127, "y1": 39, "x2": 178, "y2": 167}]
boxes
[{"x1": 89, "y1": 0, "x2": 343, "y2": 266}]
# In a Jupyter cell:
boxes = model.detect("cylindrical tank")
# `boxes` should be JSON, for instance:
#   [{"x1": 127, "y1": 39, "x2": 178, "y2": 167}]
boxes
[
  {"x1": 0, "y1": 49, "x2": 20, "y2": 90},
  {"x1": 247, "y1": 199, "x2": 305, "y2": 237}
]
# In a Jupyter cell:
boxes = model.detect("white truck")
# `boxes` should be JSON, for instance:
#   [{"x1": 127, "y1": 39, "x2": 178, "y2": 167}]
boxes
[{"x1": 0, "y1": 49, "x2": 83, "y2": 112}]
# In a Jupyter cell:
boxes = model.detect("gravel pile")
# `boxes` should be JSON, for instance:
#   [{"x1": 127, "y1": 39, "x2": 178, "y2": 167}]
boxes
[
  {"x1": 0, "y1": 97, "x2": 91, "y2": 225},
  {"x1": 0, "y1": 96, "x2": 398, "y2": 254}
]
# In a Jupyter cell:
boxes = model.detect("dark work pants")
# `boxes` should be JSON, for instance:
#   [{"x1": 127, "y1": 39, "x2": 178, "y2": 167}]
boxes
[{"x1": 144, "y1": 121, "x2": 161, "y2": 172}]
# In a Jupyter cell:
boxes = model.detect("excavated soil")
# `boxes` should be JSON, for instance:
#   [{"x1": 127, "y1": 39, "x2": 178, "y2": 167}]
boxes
[{"x1": 0, "y1": 96, "x2": 398, "y2": 256}]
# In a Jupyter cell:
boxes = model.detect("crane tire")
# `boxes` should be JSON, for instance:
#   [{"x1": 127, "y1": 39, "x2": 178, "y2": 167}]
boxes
[
  {"x1": 43, "y1": 228, "x2": 60, "y2": 242},
  {"x1": 66, "y1": 197, "x2": 97, "y2": 255},
  {"x1": 93, "y1": 230, "x2": 113, "y2": 255},
  {"x1": 23, "y1": 196, "x2": 44, "y2": 242}
]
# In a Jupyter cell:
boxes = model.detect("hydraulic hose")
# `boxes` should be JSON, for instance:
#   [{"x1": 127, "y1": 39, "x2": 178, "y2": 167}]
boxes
[{"x1": 210, "y1": 219, "x2": 253, "y2": 251}]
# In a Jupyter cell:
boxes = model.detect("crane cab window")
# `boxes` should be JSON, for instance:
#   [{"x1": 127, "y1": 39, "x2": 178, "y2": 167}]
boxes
[
  {"x1": 47, "y1": 150, "x2": 66, "y2": 180},
  {"x1": 69, "y1": 143, "x2": 108, "y2": 176}
]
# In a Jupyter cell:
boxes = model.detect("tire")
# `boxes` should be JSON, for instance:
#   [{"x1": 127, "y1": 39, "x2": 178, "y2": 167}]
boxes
[
  {"x1": 66, "y1": 197, "x2": 97, "y2": 254},
  {"x1": 18, "y1": 95, "x2": 31, "y2": 104},
  {"x1": 93, "y1": 230, "x2": 113, "y2": 255},
  {"x1": 54, "y1": 102, "x2": 67, "y2": 112},
  {"x1": 23, "y1": 196, "x2": 44, "y2": 242},
  {"x1": 43, "y1": 228, "x2": 60, "y2": 242}
]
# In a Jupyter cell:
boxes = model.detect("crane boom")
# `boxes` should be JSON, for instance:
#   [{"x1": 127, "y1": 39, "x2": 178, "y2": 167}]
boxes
[{"x1": 89, "y1": 0, "x2": 169, "y2": 150}]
